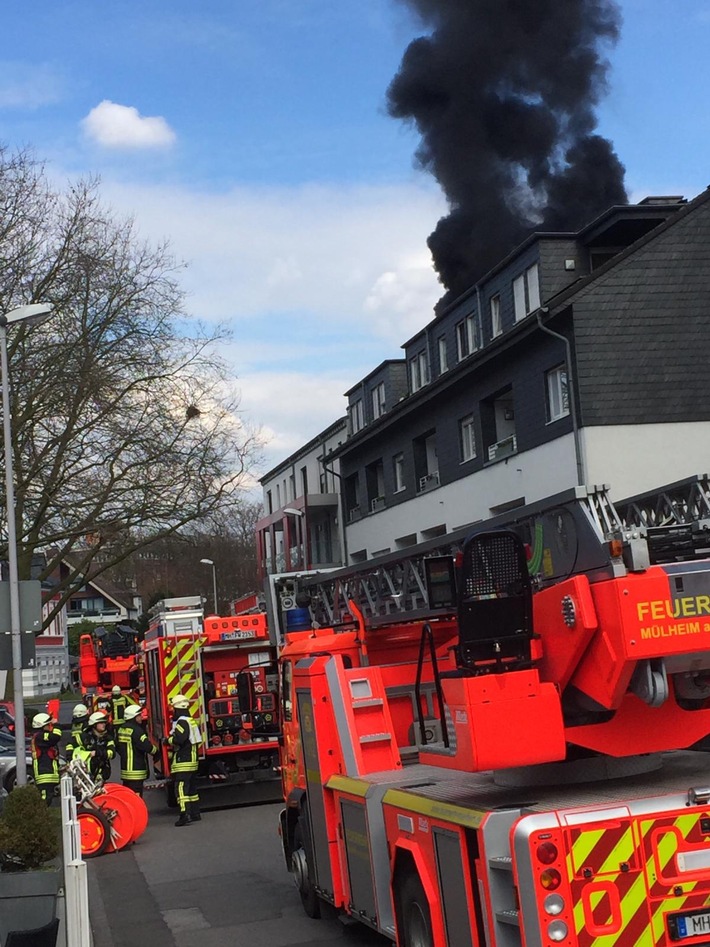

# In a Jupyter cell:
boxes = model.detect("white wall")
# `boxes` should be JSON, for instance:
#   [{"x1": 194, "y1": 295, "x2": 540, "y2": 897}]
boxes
[{"x1": 582, "y1": 422, "x2": 710, "y2": 502}]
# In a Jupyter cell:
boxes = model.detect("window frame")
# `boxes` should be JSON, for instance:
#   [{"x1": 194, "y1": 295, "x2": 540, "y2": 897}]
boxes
[
  {"x1": 514, "y1": 263, "x2": 541, "y2": 322},
  {"x1": 393, "y1": 452, "x2": 405, "y2": 493},
  {"x1": 372, "y1": 382, "x2": 386, "y2": 420},
  {"x1": 350, "y1": 399, "x2": 364, "y2": 434},
  {"x1": 490, "y1": 294, "x2": 502, "y2": 338},
  {"x1": 546, "y1": 364, "x2": 570, "y2": 422},
  {"x1": 459, "y1": 414, "x2": 477, "y2": 463},
  {"x1": 409, "y1": 351, "x2": 430, "y2": 393},
  {"x1": 438, "y1": 335, "x2": 448, "y2": 374}
]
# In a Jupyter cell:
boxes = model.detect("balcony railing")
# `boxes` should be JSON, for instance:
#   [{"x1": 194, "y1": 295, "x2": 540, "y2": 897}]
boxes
[
  {"x1": 487, "y1": 434, "x2": 517, "y2": 462},
  {"x1": 418, "y1": 471, "x2": 440, "y2": 493}
]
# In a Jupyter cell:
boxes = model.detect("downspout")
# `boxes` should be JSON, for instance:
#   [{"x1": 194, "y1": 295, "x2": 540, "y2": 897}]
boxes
[{"x1": 536, "y1": 309, "x2": 585, "y2": 486}]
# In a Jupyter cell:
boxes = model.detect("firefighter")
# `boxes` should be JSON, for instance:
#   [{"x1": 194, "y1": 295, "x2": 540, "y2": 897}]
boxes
[
  {"x1": 76, "y1": 711, "x2": 116, "y2": 782},
  {"x1": 117, "y1": 704, "x2": 157, "y2": 796},
  {"x1": 31, "y1": 711, "x2": 62, "y2": 805},
  {"x1": 65, "y1": 703, "x2": 89, "y2": 761},
  {"x1": 165, "y1": 693, "x2": 201, "y2": 826},
  {"x1": 109, "y1": 684, "x2": 138, "y2": 732}
]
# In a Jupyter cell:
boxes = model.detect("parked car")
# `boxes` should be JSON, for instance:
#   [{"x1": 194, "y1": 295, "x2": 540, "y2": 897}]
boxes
[{"x1": 0, "y1": 742, "x2": 33, "y2": 793}]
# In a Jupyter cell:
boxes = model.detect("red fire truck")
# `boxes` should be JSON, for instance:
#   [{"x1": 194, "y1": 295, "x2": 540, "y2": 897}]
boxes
[
  {"x1": 78, "y1": 624, "x2": 141, "y2": 714},
  {"x1": 142, "y1": 596, "x2": 280, "y2": 805},
  {"x1": 274, "y1": 477, "x2": 710, "y2": 947}
]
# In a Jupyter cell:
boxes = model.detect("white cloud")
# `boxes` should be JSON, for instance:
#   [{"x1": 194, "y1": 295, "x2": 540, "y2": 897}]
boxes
[
  {"x1": 0, "y1": 62, "x2": 62, "y2": 109},
  {"x1": 100, "y1": 178, "x2": 445, "y2": 343},
  {"x1": 81, "y1": 100, "x2": 176, "y2": 150},
  {"x1": 90, "y1": 175, "x2": 446, "y2": 480}
]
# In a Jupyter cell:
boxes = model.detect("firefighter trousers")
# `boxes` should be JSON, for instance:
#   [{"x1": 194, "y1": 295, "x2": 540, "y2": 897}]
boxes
[
  {"x1": 122, "y1": 777, "x2": 145, "y2": 797},
  {"x1": 174, "y1": 771, "x2": 199, "y2": 815}
]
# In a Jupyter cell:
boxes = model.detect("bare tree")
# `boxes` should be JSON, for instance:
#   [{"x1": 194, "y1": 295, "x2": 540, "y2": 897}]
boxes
[{"x1": 0, "y1": 147, "x2": 262, "y2": 626}]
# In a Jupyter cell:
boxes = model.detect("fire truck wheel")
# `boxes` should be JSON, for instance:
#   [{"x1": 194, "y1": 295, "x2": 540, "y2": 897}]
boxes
[
  {"x1": 77, "y1": 806, "x2": 111, "y2": 858},
  {"x1": 396, "y1": 871, "x2": 433, "y2": 947},
  {"x1": 292, "y1": 817, "x2": 321, "y2": 919},
  {"x1": 165, "y1": 780, "x2": 178, "y2": 808}
]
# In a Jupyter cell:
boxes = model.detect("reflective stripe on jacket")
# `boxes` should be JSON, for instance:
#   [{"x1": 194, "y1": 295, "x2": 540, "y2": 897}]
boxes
[
  {"x1": 32, "y1": 727, "x2": 62, "y2": 784},
  {"x1": 168, "y1": 715, "x2": 199, "y2": 773},
  {"x1": 117, "y1": 720, "x2": 157, "y2": 780}
]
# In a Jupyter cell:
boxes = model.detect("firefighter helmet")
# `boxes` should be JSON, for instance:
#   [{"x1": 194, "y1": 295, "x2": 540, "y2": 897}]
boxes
[
  {"x1": 72, "y1": 704, "x2": 89, "y2": 718},
  {"x1": 32, "y1": 712, "x2": 52, "y2": 728},
  {"x1": 89, "y1": 711, "x2": 108, "y2": 726},
  {"x1": 111, "y1": 685, "x2": 122, "y2": 696},
  {"x1": 124, "y1": 704, "x2": 142, "y2": 721},
  {"x1": 171, "y1": 694, "x2": 190, "y2": 710}
]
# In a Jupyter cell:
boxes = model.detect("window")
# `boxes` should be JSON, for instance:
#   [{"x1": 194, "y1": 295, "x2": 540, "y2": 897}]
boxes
[
  {"x1": 513, "y1": 263, "x2": 541, "y2": 322},
  {"x1": 409, "y1": 351, "x2": 430, "y2": 392},
  {"x1": 372, "y1": 382, "x2": 386, "y2": 420},
  {"x1": 546, "y1": 365, "x2": 570, "y2": 422},
  {"x1": 300, "y1": 466, "x2": 308, "y2": 495},
  {"x1": 267, "y1": 490, "x2": 273, "y2": 514},
  {"x1": 438, "y1": 336, "x2": 448, "y2": 374},
  {"x1": 460, "y1": 414, "x2": 477, "y2": 462},
  {"x1": 456, "y1": 314, "x2": 481, "y2": 362},
  {"x1": 490, "y1": 294, "x2": 502, "y2": 338},
  {"x1": 349, "y1": 399, "x2": 364, "y2": 434},
  {"x1": 393, "y1": 453, "x2": 405, "y2": 492}
]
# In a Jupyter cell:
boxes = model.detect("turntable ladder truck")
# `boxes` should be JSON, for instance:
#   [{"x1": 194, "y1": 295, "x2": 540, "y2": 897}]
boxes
[{"x1": 275, "y1": 478, "x2": 710, "y2": 947}]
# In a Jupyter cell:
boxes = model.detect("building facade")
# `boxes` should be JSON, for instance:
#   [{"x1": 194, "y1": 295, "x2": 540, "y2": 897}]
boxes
[
  {"x1": 263, "y1": 190, "x2": 710, "y2": 566},
  {"x1": 257, "y1": 418, "x2": 348, "y2": 579}
]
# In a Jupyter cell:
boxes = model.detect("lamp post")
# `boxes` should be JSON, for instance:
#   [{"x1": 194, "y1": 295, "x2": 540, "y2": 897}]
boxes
[
  {"x1": 200, "y1": 558, "x2": 218, "y2": 615},
  {"x1": 1, "y1": 303, "x2": 54, "y2": 785}
]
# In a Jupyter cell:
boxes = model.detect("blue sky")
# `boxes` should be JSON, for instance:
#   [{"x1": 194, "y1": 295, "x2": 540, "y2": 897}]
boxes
[{"x1": 2, "y1": 1, "x2": 709, "y2": 480}]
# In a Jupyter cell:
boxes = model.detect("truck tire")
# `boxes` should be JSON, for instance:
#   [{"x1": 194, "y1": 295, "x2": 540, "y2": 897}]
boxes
[
  {"x1": 396, "y1": 871, "x2": 433, "y2": 947},
  {"x1": 292, "y1": 815, "x2": 321, "y2": 919}
]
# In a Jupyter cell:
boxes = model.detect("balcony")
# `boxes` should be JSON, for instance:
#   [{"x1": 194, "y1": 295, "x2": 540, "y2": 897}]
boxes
[
  {"x1": 348, "y1": 506, "x2": 362, "y2": 523},
  {"x1": 487, "y1": 434, "x2": 517, "y2": 462},
  {"x1": 418, "y1": 471, "x2": 440, "y2": 494},
  {"x1": 370, "y1": 496, "x2": 385, "y2": 513}
]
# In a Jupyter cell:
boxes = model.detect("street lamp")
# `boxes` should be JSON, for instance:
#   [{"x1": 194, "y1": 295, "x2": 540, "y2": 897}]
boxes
[
  {"x1": 1, "y1": 303, "x2": 54, "y2": 785},
  {"x1": 200, "y1": 558, "x2": 218, "y2": 615}
]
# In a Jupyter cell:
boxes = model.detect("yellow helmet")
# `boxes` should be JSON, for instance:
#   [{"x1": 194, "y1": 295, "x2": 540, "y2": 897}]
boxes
[
  {"x1": 171, "y1": 694, "x2": 190, "y2": 710},
  {"x1": 32, "y1": 712, "x2": 52, "y2": 729}
]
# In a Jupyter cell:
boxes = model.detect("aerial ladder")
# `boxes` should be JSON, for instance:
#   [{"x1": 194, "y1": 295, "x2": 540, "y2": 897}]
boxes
[{"x1": 275, "y1": 476, "x2": 710, "y2": 947}]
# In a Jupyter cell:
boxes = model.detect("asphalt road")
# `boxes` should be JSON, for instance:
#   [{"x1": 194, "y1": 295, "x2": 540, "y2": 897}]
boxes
[{"x1": 87, "y1": 788, "x2": 393, "y2": 947}]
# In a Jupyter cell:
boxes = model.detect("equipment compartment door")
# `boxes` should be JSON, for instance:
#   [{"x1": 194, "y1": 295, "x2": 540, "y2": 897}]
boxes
[
  {"x1": 434, "y1": 827, "x2": 475, "y2": 947},
  {"x1": 340, "y1": 799, "x2": 377, "y2": 925}
]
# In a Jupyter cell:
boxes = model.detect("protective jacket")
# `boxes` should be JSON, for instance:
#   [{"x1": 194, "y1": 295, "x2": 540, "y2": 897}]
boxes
[
  {"x1": 65, "y1": 718, "x2": 88, "y2": 761},
  {"x1": 75, "y1": 728, "x2": 116, "y2": 780},
  {"x1": 167, "y1": 711, "x2": 200, "y2": 773},
  {"x1": 31, "y1": 726, "x2": 62, "y2": 786},
  {"x1": 117, "y1": 719, "x2": 157, "y2": 781}
]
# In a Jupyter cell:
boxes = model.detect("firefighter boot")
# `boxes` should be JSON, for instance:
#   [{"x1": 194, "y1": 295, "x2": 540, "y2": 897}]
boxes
[
  {"x1": 190, "y1": 802, "x2": 201, "y2": 822},
  {"x1": 175, "y1": 812, "x2": 192, "y2": 827}
]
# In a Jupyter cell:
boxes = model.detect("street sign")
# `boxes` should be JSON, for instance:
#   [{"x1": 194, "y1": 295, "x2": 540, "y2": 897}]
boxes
[{"x1": 0, "y1": 580, "x2": 42, "y2": 669}]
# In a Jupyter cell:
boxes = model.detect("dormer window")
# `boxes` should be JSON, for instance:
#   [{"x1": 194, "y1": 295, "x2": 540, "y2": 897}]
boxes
[
  {"x1": 372, "y1": 382, "x2": 386, "y2": 420},
  {"x1": 349, "y1": 399, "x2": 364, "y2": 434},
  {"x1": 409, "y1": 351, "x2": 429, "y2": 392},
  {"x1": 513, "y1": 263, "x2": 541, "y2": 322},
  {"x1": 456, "y1": 313, "x2": 481, "y2": 361}
]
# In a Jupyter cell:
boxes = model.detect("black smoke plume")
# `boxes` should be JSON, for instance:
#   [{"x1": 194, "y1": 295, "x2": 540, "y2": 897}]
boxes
[{"x1": 388, "y1": 0, "x2": 628, "y2": 300}]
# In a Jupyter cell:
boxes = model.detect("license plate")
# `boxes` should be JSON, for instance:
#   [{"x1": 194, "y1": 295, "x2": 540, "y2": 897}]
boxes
[{"x1": 669, "y1": 910, "x2": 710, "y2": 941}]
